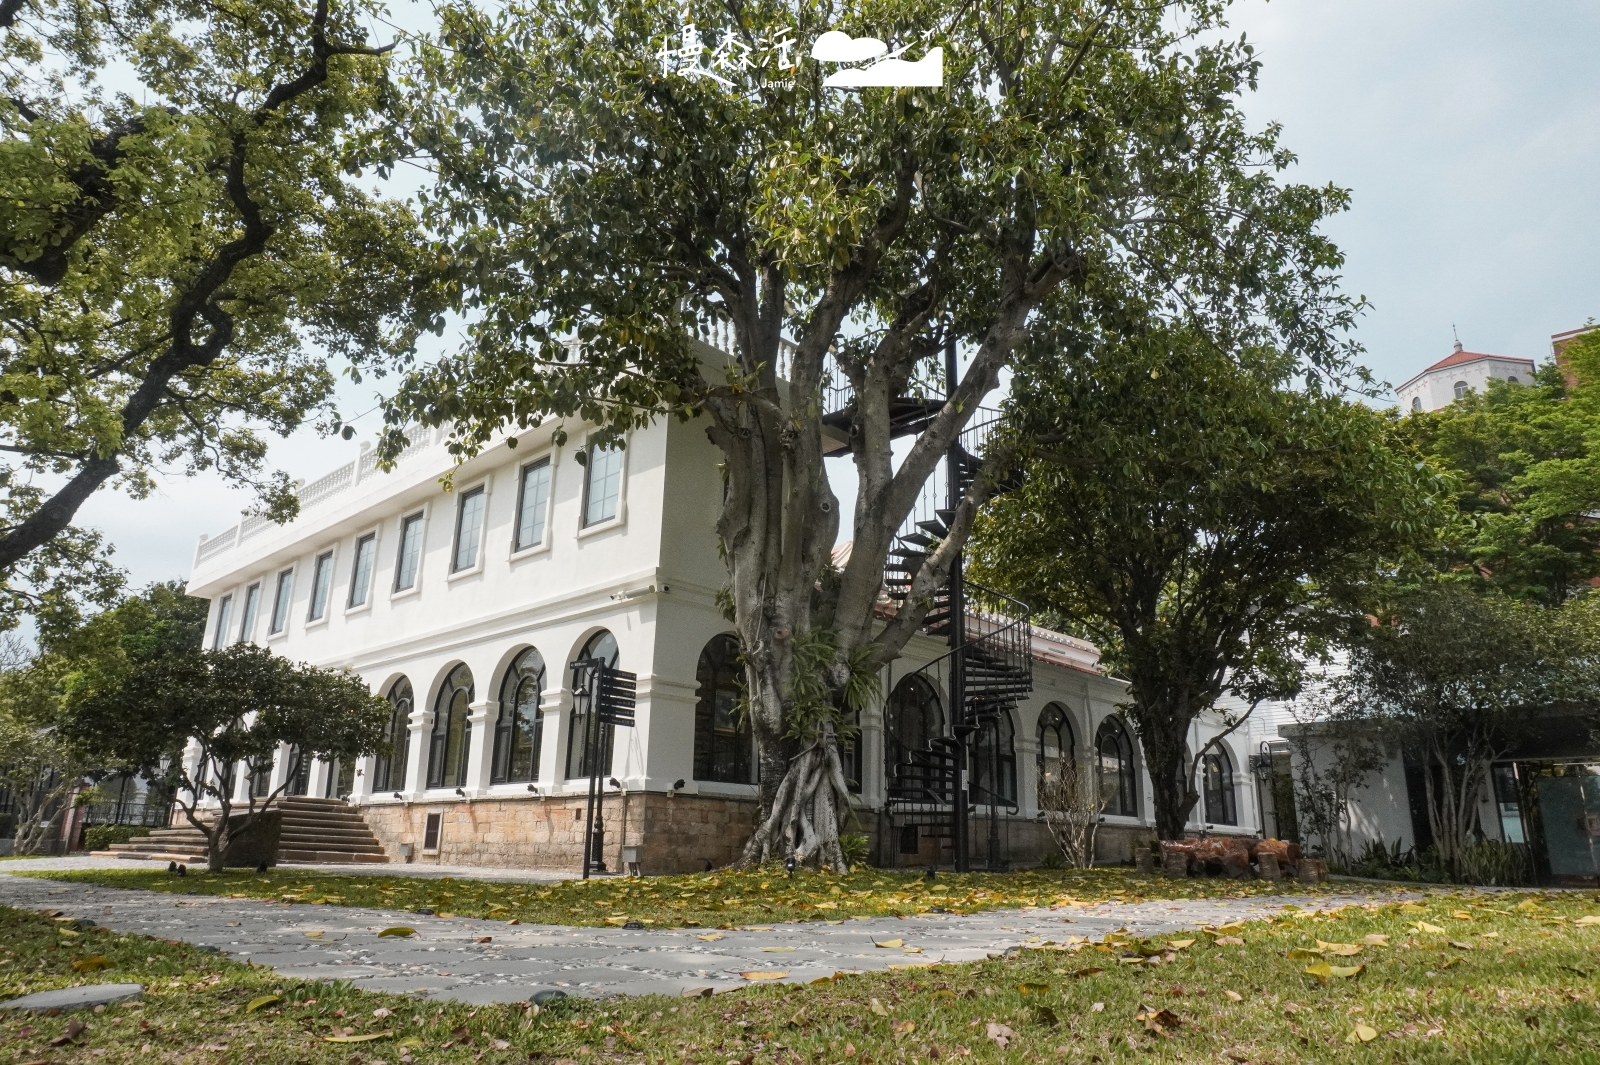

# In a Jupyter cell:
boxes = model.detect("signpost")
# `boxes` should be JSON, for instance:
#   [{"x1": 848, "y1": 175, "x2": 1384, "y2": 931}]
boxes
[{"x1": 575, "y1": 657, "x2": 637, "y2": 879}]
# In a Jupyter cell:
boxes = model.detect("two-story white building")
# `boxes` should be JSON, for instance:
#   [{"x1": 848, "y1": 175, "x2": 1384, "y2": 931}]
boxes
[
  {"x1": 184, "y1": 342, "x2": 1281, "y2": 874},
  {"x1": 1395, "y1": 341, "x2": 1535, "y2": 413}
]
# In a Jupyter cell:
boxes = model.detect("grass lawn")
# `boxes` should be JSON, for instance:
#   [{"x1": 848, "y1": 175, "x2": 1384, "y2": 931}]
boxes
[
  {"x1": 20, "y1": 865, "x2": 1364, "y2": 929},
  {"x1": 0, "y1": 890, "x2": 1598, "y2": 1063}
]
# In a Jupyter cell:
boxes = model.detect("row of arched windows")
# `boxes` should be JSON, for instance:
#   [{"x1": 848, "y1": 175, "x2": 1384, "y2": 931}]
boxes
[{"x1": 350, "y1": 630, "x2": 1237, "y2": 825}]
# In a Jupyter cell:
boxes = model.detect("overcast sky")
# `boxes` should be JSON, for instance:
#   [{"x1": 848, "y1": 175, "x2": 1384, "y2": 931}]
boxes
[{"x1": 70, "y1": 0, "x2": 1600, "y2": 595}]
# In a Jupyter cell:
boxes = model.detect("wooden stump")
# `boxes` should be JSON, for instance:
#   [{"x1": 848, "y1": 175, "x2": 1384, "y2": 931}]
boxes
[
  {"x1": 1135, "y1": 846, "x2": 1154, "y2": 875},
  {"x1": 1161, "y1": 847, "x2": 1190, "y2": 878},
  {"x1": 1257, "y1": 850, "x2": 1281, "y2": 881},
  {"x1": 1296, "y1": 857, "x2": 1320, "y2": 885}
]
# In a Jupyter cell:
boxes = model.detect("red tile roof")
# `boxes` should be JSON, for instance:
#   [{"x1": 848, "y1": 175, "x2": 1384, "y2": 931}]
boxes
[{"x1": 1423, "y1": 348, "x2": 1534, "y2": 373}]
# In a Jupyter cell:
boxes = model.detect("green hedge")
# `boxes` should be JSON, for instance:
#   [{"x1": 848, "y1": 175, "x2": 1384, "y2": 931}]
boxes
[{"x1": 81, "y1": 825, "x2": 151, "y2": 851}]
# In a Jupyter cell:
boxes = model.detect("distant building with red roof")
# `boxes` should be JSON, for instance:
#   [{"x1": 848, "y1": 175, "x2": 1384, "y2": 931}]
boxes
[{"x1": 1395, "y1": 340, "x2": 1535, "y2": 413}]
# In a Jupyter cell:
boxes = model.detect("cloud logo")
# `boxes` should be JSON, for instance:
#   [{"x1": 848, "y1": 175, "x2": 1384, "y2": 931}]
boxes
[
  {"x1": 823, "y1": 48, "x2": 943, "y2": 88},
  {"x1": 811, "y1": 31, "x2": 889, "y2": 64}
]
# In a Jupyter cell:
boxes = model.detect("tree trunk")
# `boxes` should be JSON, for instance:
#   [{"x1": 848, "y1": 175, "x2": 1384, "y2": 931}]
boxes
[
  {"x1": 1138, "y1": 726, "x2": 1198, "y2": 841},
  {"x1": 738, "y1": 720, "x2": 853, "y2": 871}
]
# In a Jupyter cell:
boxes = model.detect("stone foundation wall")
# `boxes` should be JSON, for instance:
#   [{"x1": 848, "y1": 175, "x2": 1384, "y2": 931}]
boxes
[{"x1": 352, "y1": 792, "x2": 758, "y2": 875}]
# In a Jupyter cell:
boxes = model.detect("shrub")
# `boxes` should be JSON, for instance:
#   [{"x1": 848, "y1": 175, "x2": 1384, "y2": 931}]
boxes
[
  {"x1": 840, "y1": 833, "x2": 870, "y2": 869},
  {"x1": 80, "y1": 825, "x2": 150, "y2": 852}
]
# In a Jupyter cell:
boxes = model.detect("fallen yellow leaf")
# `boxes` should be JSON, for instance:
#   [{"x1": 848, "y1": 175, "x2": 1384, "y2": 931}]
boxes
[
  {"x1": 1287, "y1": 947, "x2": 1323, "y2": 960},
  {"x1": 323, "y1": 1031, "x2": 392, "y2": 1044},
  {"x1": 1415, "y1": 921, "x2": 1445, "y2": 934},
  {"x1": 763, "y1": 947, "x2": 797, "y2": 953},
  {"x1": 71, "y1": 956, "x2": 111, "y2": 972},
  {"x1": 1224, "y1": 990, "x2": 1243, "y2": 1002},
  {"x1": 741, "y1": 970, "x2": 789, "y2": 981},
  {"x1": 1165, "y1": 939, "x2": 1196, "y2": 950},
  {"x1": 1576, "y1": 915, "x2": 1600, "y2": 927},
  {"x1": 874, "y1": 938, "x2": 903, "y2": 949},
  {"x1": 1017, "y1": 983, "x2": 1051, "y2": 994},
  {"x1": 696, "y1": 933, "x2": 723, "y2": 941},
  {"x1": 246, "y1": 994, "x2": 282, "y2": 1013},
  {"x1": 1316, "y1": 940, "x2": 1363, "y2": 956},
  {"x1": 891, "y1": 1019, "x2": 916, "y2": 1035},
  {"x1": 1363, "y1": 933, "x2": 1390, "y2": 945},
  {"x1": 1346, "y1": 1024, "x2": 1378, "y2": 1044},
  {"x1": 1214, "y1": 935, "x2": 1244, "y2": 946},
  {"x1": 377, "y1": 927, "x2": 415, "y2": 938},
  {"x1": 603, "y1": 916, "x2": 630, "y2": 926},
  {"x1": 870, "y1": 998, "x2": 888, "y2": 1017}
]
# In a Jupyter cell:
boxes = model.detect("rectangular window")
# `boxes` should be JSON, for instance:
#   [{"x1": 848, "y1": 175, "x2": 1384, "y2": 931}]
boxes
[
  {"x1": 237, "y1": 583, "x2": 261, "y2": 644},
  {"x1": 423, "y1": 812, "x2": 442, "y2": 851},
  {"x1": 348, "y1": 533, "x2": 376, "y2": 607},
  {"x1": 307, "y1": 550, "x2": 334, "y2": 621},
  {"x1": 212, "y1": 595, "x2": 233, "y2": 649},
  {"x1": 394, "y1": 511, "x2": 425, "y2": 590},
  {"x1": 582, "y1": 444, "x2": 624, "y2": 527},
  {"x1": 268, "y1": 569, "x2": 294, "y2": 635},
  {"x1": 452, "y1": 486, "x2": 486, "y2": 572},
  {"x1": 514, "y1": 459, "x2": 552, "y2": 551}
]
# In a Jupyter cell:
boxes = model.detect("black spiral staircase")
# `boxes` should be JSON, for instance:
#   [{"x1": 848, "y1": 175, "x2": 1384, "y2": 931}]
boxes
[{"x1": 878, "y1": 406, "x2": 1034, "y2": 870}]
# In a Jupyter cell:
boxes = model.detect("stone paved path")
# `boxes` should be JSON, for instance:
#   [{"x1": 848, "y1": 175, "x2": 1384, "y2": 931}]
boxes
[{"x1": 0, "y1": 871, "x2": 1418, "y2": 1004}]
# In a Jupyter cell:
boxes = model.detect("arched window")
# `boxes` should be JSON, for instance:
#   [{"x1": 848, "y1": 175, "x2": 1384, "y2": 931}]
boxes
[
  {"x1": 1410, "y1": 396, "x2": 1422, "y2": 412},
  {"x1": 693, "y1": 634, "x2": 752, "y2": 783},
  {"x1": 493, "y1": 649, "x2": 546, "y2": 784},
  {"x1": 1037, "y1": 703, "x2": 1075, "y2": 804},
  {"x1": 1507, "y1": 376, "x2": 1519, "y2": 385},
  {"x1": 1203, "y1": 746, "x2": 1238, "y2": 826},
  {"x1": 566, "y1": 630, "x2": 619, "y2": 779},
  {"x1": 1096, "y1": 717, "x2": 1138, "y2": 817},
  {"x1": 1453, "y1": 381, "x2": 1469, "y2": 400},
  {"x1": 284, "y1": 745, "x2": 310, "y2": 797},
  {"x1": 972, "y1": 709, "x2": 1017, "y2": 807},
  {"x1": 373, "y1": 678, "x2": 413, "y2": 792},
  {"x1": 884, "y1": 675, "x2": 943, "y2": 793},
  {"x1": 427, "y1": 664, "x2": 474, "y2": 789}
]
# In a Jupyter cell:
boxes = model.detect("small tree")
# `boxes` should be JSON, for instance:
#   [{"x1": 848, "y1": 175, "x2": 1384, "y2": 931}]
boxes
[
  {"x1": 1037, "y1": 757, "x2": 1103, "y2": 869},
  {"x1": 1283, "y1": 695, "x2": 1386, "y2": 868},
  {"x1": 1339, "y1": 584, "x2": 1597, "y2": 880},
  {"x1": 62, "y1": 644, "x2": 388, "y2": 872}
]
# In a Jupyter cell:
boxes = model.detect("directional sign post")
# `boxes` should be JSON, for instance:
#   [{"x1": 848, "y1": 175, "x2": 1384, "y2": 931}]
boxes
[{"x1": 577, "y1": 658, "x2": 637, "y2": 879}]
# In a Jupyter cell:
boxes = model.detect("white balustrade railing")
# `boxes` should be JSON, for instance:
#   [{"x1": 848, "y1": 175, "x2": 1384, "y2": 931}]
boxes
[{"x1": 192, "y1": 424, "x2": 436, "y2": 567}]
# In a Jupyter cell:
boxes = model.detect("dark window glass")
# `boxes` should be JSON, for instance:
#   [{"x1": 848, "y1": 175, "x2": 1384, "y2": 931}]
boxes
[
  {"x1": 1203, "y1": 748, "x2": 1238, "y2": 826},
  {"x1": 493, "y1": 649, "x2": 546, "y2": 784},
  {"x1": 972, "y1": 709, "x2": 1017, "y2": 807},
  {"x1": 395, "y1": 512, "x2": 425, "y2": 590},
  {"x1": 515, "y1": 460, "x2": 552, "y2": 550},
  {"x1": 268, "y1": 568, "x2": 294, "y2": 634},
  {"x1": 1096, "y1": 718, "x2": 1138, "y2": 817},
  {"x1": 284, "y1": 745, "x2": 310, "y2": 797},
  {"x1": 212, "y1": 594, "x2": 233, "y2": 649},
  {"x1": 1037, "y1": 703, "x2": 1075, "y2": 804},
  {"x1": 423, "y1": 812, "x2": 441, "y2": 850},
  {"x1": 885, "y1": 674, "x2": 944, "y2": 798},
  {"x1": 238, "y1": 582, "x2": 261, "y2": 643},
  {"x1": 349, "y1": 533, "x2": 376, "y2": 607},
  {"x1": 307, "y1": 551, "x2": 334, "y2": 620},
  {"x1": 374, "y1": 678, "x2": 414, "y2": 792},
  {"x1": 566, "y1": 630, "x2": 619, "y2": 779},
  {"x1": 693, "y1": 634, "x2": 751, "y2": 783},
  {"x1": 428, "y1": 664, "x2": 474, "y2": 789},
  {"x1": 249, "y1": 758, "x2": 271, "y2": 798},
  {"x1": 452, "y1": 486, "x2": 486, "y2": 572}
]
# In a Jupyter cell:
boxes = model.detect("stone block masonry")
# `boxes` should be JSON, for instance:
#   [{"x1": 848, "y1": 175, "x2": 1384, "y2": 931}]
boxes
[{"x1": 353, "y1": 792, "x2": 760, "y2": 876}]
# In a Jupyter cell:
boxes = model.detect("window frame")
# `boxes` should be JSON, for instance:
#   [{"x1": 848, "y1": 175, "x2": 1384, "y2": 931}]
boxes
[
  {"x1": 267, "y1": 566, "x2": 295, "y2": 638},
  {"x1": 427, "y1": 664, "x2": 475, "y2": 791},
  {"x1": 447, "y1": 479, "x2": 491, "y2": 578},
  {"x1": 237, "y1": 581, "x2": 262, "y2": 645},
  {"x1": 510, "y1": 455, "x2": 556, "y2": 558},
  {"x1": 577, "y1": 438, "x2": 628, "y2": 535},
  {"x1": 692, "y1": 633, "x2": 753, "y2": 785},
  {"x1": 305, "y1": 548, "x2": 336, "y2": 626},
  {"x1": 373, "y1": 677, "x2": 414, "y2": 794},
  {"x1": 1095, "y1": 717, "x2": 1140, "y2": 819},
  {"x1": 392, "y1": 507, "x2": 428, "y2": 596},
  {"x1": 1202, "y1": 746, "x2": 1238, "y2": 826},
  {"x1": 345, "y1": 527, "x2": 380, "y2": 613},
  {"x1": 211, "y1": 594, "x2": 234, "y2": 650},
  {"x1": 492, "y1": 648, "x2": 547, "y2": 785}
]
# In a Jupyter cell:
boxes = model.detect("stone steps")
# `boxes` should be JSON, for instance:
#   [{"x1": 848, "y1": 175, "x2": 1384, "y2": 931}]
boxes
[{"x1": 96, "y1": 797, "x2": 388, "y2": 865}]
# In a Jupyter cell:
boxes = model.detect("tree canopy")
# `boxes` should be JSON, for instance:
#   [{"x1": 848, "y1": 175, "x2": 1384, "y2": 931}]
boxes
[
  {"x1": 0, "y1": 0, "x2": 442, "y2": 631},
  {"x1": 379, "y1": 0, "x2": 1363, "y2": 868},
  {"x1": 969, "y1": 328, "x2": 1439, "y2": 839},
  {"x1": 1398, "y1": 330, "x2": 1600, "y2": 604}
]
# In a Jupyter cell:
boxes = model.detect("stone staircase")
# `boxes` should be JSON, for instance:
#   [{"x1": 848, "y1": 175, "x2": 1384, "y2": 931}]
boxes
[{"x1": 99, "y1": 796, "x2": 389, "y2": 865}]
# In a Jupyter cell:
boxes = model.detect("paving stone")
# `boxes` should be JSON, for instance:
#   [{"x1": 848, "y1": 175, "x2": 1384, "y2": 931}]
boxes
[
  {"x1": 0, "y1": 983, "x2": 144, "y2": 1012},
  {"x1": 0, "y1": 871, "x2": 1419, "y2": 1004}
]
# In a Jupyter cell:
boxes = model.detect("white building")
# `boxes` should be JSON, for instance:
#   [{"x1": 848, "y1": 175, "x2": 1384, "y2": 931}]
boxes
[
  {"x1": 185, "y1": 339, "x2": 1277, "y2": 873},
  {"x1": 1395, "y1": 341, "x2": 1535, "y2": 413}
]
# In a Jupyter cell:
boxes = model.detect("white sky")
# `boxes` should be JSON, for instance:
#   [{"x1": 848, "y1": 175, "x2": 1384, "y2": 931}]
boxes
[{"x1": 67, "y1": 0, "x2": 1600, "y2": 594}]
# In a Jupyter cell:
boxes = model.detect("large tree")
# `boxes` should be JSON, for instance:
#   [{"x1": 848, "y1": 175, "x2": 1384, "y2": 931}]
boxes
[
  {"x1": 382, "y1": 0, "x2": 1361, "y2": 868},
  {"x1": 968, "y1": 330, "x2": 1437, "y2": 839},
  {"x1": 0, "y1": 0, "x2": 440, "y2": 629}
]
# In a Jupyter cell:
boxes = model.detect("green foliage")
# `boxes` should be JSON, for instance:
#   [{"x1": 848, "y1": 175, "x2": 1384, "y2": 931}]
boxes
[
  {"x1": 80, "y1": 824, "x2": 149, "y2": 851},
  {"x1": 0, "y1": 0, "x2": 442, "y2": 629},
  {"x1": 1399, "y1": 332, "x2": 1600, "y2": 604},
  {"x1": 970, "y1": 329, "x2": 1439, "y2": 838},
  {"x1": 839, "y1": 832, "x2": 870, "y2": 870}
]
